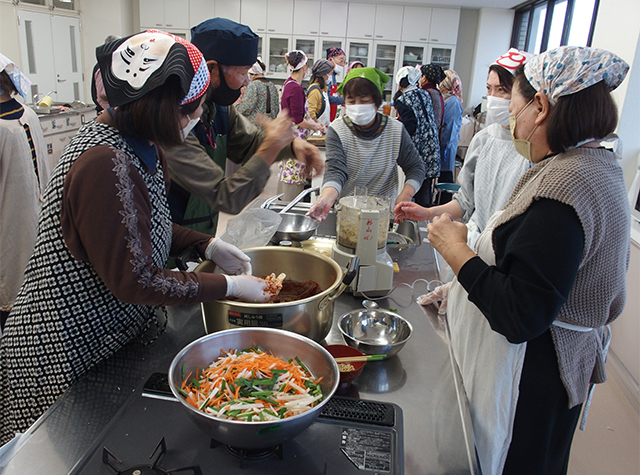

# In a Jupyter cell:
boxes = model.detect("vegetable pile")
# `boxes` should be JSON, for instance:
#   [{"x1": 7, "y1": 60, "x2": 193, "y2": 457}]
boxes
[{"x1": 177, "y1": 348, "x2": 324, "y2": 422}]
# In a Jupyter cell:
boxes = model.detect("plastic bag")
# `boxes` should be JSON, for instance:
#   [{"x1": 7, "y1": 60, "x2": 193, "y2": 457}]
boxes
[{"x1": 218, "y1": 208, "x2": 282, "y2": 249}]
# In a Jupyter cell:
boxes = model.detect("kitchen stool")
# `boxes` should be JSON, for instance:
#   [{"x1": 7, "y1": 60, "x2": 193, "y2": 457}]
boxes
[{"x1": 434, "y1": 183, "x2": 461, "y2": 205}]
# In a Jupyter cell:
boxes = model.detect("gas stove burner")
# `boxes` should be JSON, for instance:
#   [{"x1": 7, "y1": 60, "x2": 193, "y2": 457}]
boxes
[
  {"x1": 209, "y1": 438, "x2": 284, "y2": 467},
  {"x1": 224, "y1": 444, "x2": 284, "y2": 461},
  {"x1": 102, "y1": 437, "x2": 202, "y2": 475}
]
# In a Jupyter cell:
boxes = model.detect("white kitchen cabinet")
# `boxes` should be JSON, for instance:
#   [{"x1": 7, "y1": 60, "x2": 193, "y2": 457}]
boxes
[
  {"x1": 189, "y1": 0, "x2": 216, "y2": 29},
  {"x1": 140, "y1": 0, "x2": 190, "y2": 29},
  {"x1": 294, "y1": 37, "x2": 319, "y2": 67},
  {"x1": 215, "y1": 0, "x2": 241, "y2": 23},
  {"x1": 374, "y1": 4, "x2": 403, "y2": 41},
  {"x1": 429, "y1": 8, "x2": 460, "y2": 45},
  {"x1": 428, "y1": 44, "x2": 455, "y2": 70},
  {"x1": 321, "y1": 38, "x2": 344, "y2": 62},
  {"x1": 347, "y1": 39, "x2": 372, "y2": 67},
  {"x1": 293, "y1": 1, "x2": 321, "y2": 36},
  {"x1": 374, "y1": 41, "x2": 399, "y2": 102},
  {"x1": 242, "y1": 0, "x2": 267, "y2": 33},
  {"x1": 319, "y1": 2, "x2": 347, "y2": 38},
  {"x1": 266, "y1": 35, "x2": 291, "y2": 79},
  {"x1": 267, "y1": 0, "x2": 294, "y2": 35},
  {"x1": 347, "y1": 3, "x2": 375, "y2": 39},
  {"x1": 402, "y1": 6, "x2": 431, "y2": 43},
  {"x1": 401, "y1": 43, "x2": 426, "y2": 67}
]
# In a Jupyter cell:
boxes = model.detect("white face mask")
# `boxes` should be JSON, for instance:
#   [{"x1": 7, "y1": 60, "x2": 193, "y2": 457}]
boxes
[
  {"x1": 333, "y1": 64, "x2": 344, "y2": 75},
  {"x1": 485, "y1": 95, "x2": 511, "y2": 127},
  {"x1": 180, "y1": 116, "x2": 200, "y2": 141},
  {"x1": 345, "y1": 103, "x2": 377, "y2": 126}
]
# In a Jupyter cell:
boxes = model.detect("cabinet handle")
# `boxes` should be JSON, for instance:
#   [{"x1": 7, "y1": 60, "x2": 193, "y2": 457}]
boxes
[
  {"x1": 365, "y1": 34, "x2": 372, "y2": 37},
  {"x1": 375, "y1": 35, "x2": 383, "y2": 38},
  {"x1": 268, "y1": 29, "x2": 275, "y2": 32},
  {"x1": 156, "y1": 23, "x2": 162, "y2": 26},
  {"x1": 310, "y1": 31, "x2": 317, "y2": 34},
  {"x1": 420, "y1": 38, "x2": 427, "y2": 41},
  {"x1": 321, "y1": 32, "x2": 328, "y2": 35},
  {"x1": 257, "y1": 28, "x2": 265, "y2": 31},
  {"x1": 431, "y1": 39, "x2": 439, "y2": 42},
  {"x1": 166, "y1": 24, "x2": 173, "y2": 27},
  {"x1": 57, "y1": 79, "x2": 66, "y2": 83}
]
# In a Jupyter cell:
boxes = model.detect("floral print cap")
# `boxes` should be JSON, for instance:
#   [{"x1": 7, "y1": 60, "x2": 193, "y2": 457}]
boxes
[{"x1": 524, "y1": 46, "x2": 629, "y2": 105}]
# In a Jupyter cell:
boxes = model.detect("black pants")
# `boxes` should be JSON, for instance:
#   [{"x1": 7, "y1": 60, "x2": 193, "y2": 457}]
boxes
[
  {"x1": 436, "y1": 171, "x2": 455, "y2": 204},
  {"x1": 502, "y1": 330, "x2": 582, "y2": 475},
  {"x1": 414, "y1": 177, "x2": 435, "y2": 207}
]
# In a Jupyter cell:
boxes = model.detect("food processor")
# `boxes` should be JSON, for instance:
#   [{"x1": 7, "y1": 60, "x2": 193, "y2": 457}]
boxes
[{"x1": 331, "y1": 189, "x2": 394, "y2": 296}]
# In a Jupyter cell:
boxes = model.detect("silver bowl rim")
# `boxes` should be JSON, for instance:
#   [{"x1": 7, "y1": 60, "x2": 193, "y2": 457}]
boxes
[
  {"x1": 203, "y1": 246, "x2": 343, "y2": 308},
  {"x1": 337, "y1": 308, "x2": 414, "y2": 347},
  {"x1": 168, "y1": 327, "x2": 340, "y2": 426}
]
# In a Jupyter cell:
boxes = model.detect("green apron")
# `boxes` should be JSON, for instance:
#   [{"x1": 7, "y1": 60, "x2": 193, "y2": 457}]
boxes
[{"x1": 180, "y1": 134, "x2": 228, "y2": 236}]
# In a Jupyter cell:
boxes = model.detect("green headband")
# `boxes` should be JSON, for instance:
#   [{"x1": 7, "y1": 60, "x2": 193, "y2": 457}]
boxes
[{"x1": 337, "y1": 67, "x2": 389, "y2": 97}]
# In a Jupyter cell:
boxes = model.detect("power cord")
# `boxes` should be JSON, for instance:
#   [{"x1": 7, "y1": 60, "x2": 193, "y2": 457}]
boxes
[{"x1": 360, "y1": 278, "x2": 444, "y2": 309}]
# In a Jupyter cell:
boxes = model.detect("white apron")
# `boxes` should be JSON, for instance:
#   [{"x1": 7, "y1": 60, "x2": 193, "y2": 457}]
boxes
[
  {"x1": 317, "y1": 90, "x2": 331, "y2": 127},
  {"x1": 447, "y1": 210, "x2": 527, "y2": 475}
]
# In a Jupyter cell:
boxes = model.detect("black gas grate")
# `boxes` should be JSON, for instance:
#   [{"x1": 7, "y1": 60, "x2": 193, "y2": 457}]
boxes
[{"x1": 320, "y1": 396, "x2": 395, "y2": 426}]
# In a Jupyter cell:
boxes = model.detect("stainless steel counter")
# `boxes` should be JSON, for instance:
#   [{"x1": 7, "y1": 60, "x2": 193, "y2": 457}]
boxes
[{"x1": 1, "y1": 235, "x2": 477, "y2": 475}]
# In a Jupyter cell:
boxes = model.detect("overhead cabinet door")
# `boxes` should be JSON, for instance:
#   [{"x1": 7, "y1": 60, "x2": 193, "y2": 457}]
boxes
[
  {"x1": 242, "y1": 0, "x2": 268, "y2": 33},
  {"x1": 319, "y1": 2, "x2": 347, "y2": 37},
  {"x1": 267, "y1": 0, "x2": 294, "y2": 34},
  {"x1": 429, "y1": 8, "x2": 460, "y2": 45},
  {"x1": 293, "y1": 1, "x2": 321, "y2": 35},
  {"x1": 374, "y1": 5, "x2": 403, "y2": 41},
  {"x1": 347, "y1": 3, "x2": 375, "y2": 39},
  {"x1": 402, "y1": 6, "x2": 431, "y2": 43}
]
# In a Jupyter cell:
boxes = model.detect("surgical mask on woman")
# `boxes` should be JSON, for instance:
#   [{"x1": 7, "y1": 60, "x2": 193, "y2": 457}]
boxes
[
  {"x1": 485, "y1": 95, "x2": 511, "y2": 127},
  {"x1": 346, "y1": 103, "x2": 377, "y2": 126},
  {"x1": 333, "y1": 64, "x2": 344, "y2": 75},
  {"x1": 509, "y1": 98, "x2": 537, "y2": 161},
  {"x1": 180, "y1": 115, "x2": 200, "y2": 141}
]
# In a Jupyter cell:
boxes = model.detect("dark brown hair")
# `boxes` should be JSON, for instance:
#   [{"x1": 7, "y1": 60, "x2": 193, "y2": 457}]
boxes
[
  {"x1": 0, "y1": 71, "x2": 18, "y2": 96},
  {"x1": 342, "y1": 77, "x2": 383, "y2": 108},
  {"x1": 488, "y1": 64, "x2": 515, "y2": 93},
  {"x1": 114, "y1": 75, "x2": 184, "y2": 148},
  {"x1": 285, "y1": 51, "x2": 306, "y2": 69},
  {"x1": 514, "y1": 66, "x2": 618, "y2": 153}
]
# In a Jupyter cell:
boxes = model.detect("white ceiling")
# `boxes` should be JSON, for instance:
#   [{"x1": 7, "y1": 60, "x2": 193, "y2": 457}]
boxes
[{"x1": 320, "y1": 0, "x2": 523, "y2": 9}]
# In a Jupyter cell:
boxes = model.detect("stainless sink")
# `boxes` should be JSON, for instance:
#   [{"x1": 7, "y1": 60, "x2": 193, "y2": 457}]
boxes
[
  {"x1": 258, "y1": 197, "x2": 420, "y2": 246},
  {"x1": 394, "y1": 219, "x2": 421, "y2": 246}
]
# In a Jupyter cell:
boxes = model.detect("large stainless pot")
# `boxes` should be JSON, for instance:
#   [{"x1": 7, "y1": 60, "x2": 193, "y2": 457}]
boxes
[
  {"x1": 197, "y1": 247, "x2": 358, "y2": 342},
  {"x1": 168, "y1": 328, "x2": 339, "y2": 449}
]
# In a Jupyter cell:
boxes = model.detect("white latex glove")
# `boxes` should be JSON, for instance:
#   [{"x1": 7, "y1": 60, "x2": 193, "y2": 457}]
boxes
[
  {"x1": 417, "y1": 282, "x2": 451, "y2": 315},
  {"x1": 224, "y1": 275, "x2": 269, "y2": 303},
  {"x1": 205, "y1": 238, "x2": 252, "y2": 275}
]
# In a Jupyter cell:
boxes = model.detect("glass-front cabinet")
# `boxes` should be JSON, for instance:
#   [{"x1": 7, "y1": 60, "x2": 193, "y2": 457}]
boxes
[
  {"x1": 347, "y1": 40, "x2": 372, "y2": 68},
  {"x1": 294, "y1": 37, "x2": 317, "y2": 68},
  {"x1": 401, "y1": 44, "x2": 426, "y2": 67},
  {"x1": 321, "y1": 38, "x2": 343, "y2": 59},
  {"x1": 267, "y1": 36, "x2": 291, "y2": 79},
  {"x1": 428, "y1": 45, "x2": 455, "y2": 71},
  {"x1": 374, "y1": 42, "x2": 398, "y2": 102}
]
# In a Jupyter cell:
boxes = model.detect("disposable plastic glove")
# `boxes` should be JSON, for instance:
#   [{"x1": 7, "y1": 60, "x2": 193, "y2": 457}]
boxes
[
  {"x1": 205, "y1": 237, "x2": 252, "y2": 275},
  {"x1": 224, "y1": 275, "x2": 269, "y2": 303},
  {"x1": 416, "y1": 282, "x2": 451, "y2": 315}
]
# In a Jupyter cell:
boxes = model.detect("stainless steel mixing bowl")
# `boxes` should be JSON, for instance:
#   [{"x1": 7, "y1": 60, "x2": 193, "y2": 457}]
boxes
[
  {"x1": 338, "y1": 309, "x2": 413, "y2": 358},
  {"x1": 168, "y1": 328, "x2": 339, "y2": 449}
]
